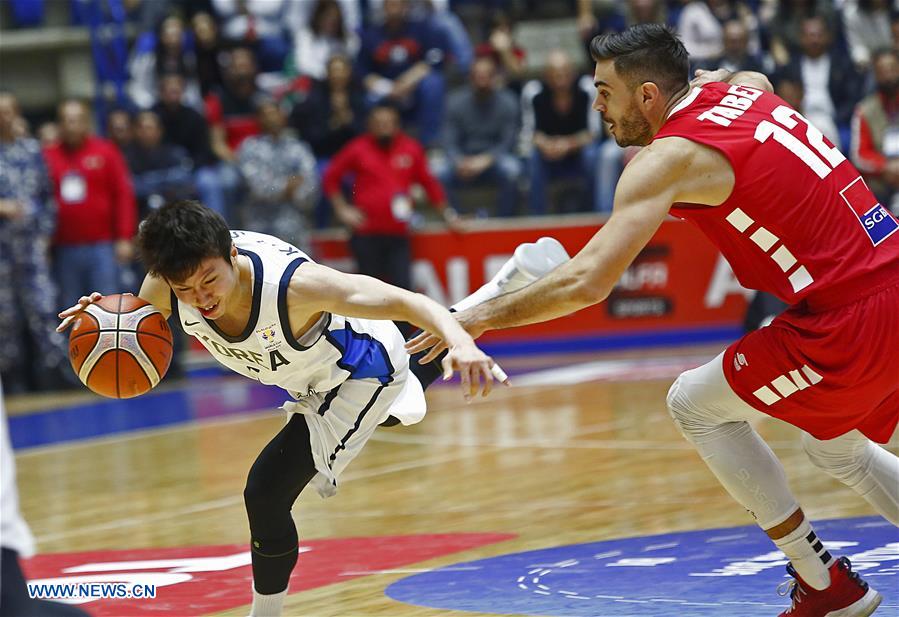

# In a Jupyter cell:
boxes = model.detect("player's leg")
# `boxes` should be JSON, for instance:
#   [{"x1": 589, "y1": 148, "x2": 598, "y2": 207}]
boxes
[
  {"x1": 667, "y1": 354, "x2": 881, "y2": 616},
  {"x1": 666, "y1": 354, "x2": 835, "y2": 586},
  {"x1": 243, "y1": 414, "x2": 317, "y2": 617},
  {"x1": 802, "y1": 426, "x2": 899, "y2": 525}
]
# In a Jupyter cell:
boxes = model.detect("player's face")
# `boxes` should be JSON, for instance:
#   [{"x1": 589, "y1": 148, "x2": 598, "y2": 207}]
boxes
[
  {"x1": 592, "y1": 60, "x2": 653, "y2": 147},
  {"x1": 169, "y1": 248, "x2": 239, "y2": 320}
]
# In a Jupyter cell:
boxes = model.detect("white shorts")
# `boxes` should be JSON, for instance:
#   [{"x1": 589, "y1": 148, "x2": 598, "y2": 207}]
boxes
[{"x1": 280, "y1": 370, "x2": 425, "y2": 498}]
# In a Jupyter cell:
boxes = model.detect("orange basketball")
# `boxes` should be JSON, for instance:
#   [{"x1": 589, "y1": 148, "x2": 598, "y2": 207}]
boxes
[{"x1": 68, "y1": 294, "x2": 173, "y2": 399}]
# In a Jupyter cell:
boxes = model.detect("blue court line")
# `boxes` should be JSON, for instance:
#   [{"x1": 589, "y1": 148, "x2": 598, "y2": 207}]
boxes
[
  {"x1": 9, "y1": 326, "x2": 740, "y2": 451},
  {"x1": 478, "y1": 325, "x2": 741, "y2": 356},
  {"x1": 9, "y1": 381, "x2": 289, "y2": 450}
]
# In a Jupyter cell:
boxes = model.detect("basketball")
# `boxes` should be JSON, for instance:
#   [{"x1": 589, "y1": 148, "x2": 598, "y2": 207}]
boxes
[{"x1": 68, "y1": 294, "x2": 173, "y2": 399}]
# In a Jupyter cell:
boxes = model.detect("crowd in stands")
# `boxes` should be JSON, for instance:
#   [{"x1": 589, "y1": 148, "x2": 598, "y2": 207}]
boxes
[{"x1": 2, "y1": 0, "x2": 899, "y2": 393}]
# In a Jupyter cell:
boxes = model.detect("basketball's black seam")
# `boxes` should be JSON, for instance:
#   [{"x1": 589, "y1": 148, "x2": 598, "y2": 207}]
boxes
[
  {"x1": 115, "y1": 295, "x2": 122, "y2": 399},
  {"x1": 135, "y1": 314, "x2": 174, "y2": 347}
]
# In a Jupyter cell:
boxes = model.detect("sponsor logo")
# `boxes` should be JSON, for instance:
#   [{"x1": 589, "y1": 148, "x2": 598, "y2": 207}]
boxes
[{"x1": 840, "y1": 177, "x2": 899, "y2": 246}]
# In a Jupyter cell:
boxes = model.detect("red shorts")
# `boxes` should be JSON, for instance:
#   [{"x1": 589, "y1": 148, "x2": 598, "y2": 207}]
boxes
[{"x1": 724, "y1": 279, "x2": 899, "y2": 443}]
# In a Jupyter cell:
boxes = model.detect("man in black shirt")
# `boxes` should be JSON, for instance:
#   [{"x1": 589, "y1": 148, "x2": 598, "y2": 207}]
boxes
[
  {"x1": 153, "y1": 73, "x2": 233, "y2": 222},
  {"x1": 524, "y1": 49, "x2": 601, "y2": 214}
]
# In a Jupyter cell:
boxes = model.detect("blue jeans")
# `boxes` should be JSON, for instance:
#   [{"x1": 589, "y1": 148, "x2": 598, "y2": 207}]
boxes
[
  {"x1": 433, "y1": 154, "x2": 522, "y2": 217},
  {"x1": 527, "y1": 142, "x2": 600, "y2": 215},
  {"x1": 413, "y1": 71, "x2": 446, "y2": 147},
  {"x1": 195, "y1": 163, "x2": 242, "y2": 224},
  {"x1": 53, "y1": 243, "x2": 120, "y2": 310}
]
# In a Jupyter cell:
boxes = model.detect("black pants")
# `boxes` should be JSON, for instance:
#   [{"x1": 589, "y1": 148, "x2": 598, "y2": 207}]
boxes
[
  {"x1": 244, "y1": 340, "x2": 446, "y2": 594},
  {"x1": 349, "y1": 234, "x2": 412, "y2": 290},
  {"x1": 1, "y1": 548, "x2": 89, "y2": 617}
]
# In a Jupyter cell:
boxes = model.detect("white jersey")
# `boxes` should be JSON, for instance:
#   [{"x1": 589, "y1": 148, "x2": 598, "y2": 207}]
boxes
[{"x1": 173, "y1": 230, "x2": 416, "y2": 401}]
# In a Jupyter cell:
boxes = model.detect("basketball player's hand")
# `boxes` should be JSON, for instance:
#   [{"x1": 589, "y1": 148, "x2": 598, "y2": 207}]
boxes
[
  {"x1": 405, "y1": 310, "x2": 489, "y2": 364},
  {"x1": 690, "y1": 68, "x2": 731, "y2": 87},
  {"x1": 56, "y1": 292, "x2": 104, "y2": 332},
  {"x1": 441, "y1": 343, "x2": 507, "y2": 401}
]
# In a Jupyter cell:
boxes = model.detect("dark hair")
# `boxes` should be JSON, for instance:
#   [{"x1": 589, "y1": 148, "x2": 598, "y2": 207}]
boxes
[
  {"x1": 139, "y1": 199, "x2": 232, "y2": 282},
  {"x1": 872, "y1": 48, "x2": 899, "y2": 65},
  {"x1": 589, "y1": 24, "x2": 689, "y2": 96},
  {"x1": 311, "y1": 0, "x2": 346, "y2": 40}
]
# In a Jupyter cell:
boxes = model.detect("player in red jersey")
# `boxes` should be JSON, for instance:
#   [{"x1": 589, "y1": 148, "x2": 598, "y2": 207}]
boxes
[{"x1": 409, "y1": 24, "x2": 898, "y2": 616}]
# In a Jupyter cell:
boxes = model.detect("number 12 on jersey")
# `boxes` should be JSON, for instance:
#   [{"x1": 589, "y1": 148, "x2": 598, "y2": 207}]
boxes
[{"x1": 754, "y1": 106, "x2": 846, "y2": 179}]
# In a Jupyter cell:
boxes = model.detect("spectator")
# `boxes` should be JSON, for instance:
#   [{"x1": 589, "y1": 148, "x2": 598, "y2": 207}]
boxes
[
  {"x1": 124, "y1": 110, "x2": 195, "y2": 219},
  {"x1": 211, "y1": 0, "x2": 290, "y2": 72},
  {"x1": 851, "y1": 49, "x2": 899, "y2": 213},
  {"x1": 205, "y1": 47, "x2": 263, "y2": 160},
  {"x1": 285, "y1": 0, "x2": 361, "y2": 37},
  {"x1": 37, "y1": 122, "x2": 59, "y2": 147},
  {"x1": 782, "y1": 15, "x2": 864, "y2": 148},
  {"x1": 290, "y1": 55, "x2": 366, "y2": 161},
  {"x1": 433, "y1": 56, "x2": 522, "y2": 217},
  {"x1": 127, "y1": 14, "x2": 203, "y2": 111},
  {"x1": 192, "y1": 11, "x2": 226, "y2": 96},
  {"x1": 237, "y1": 99, "x2": 319, "y2": 250},
  {"x1": 842, "y1": 0, "x2": 893, "y2": 70},
  {"x1": 367, "y1": 0, "x2": 474, "y2": 74},
  {"x1": 358, "y1": 0, "x2": 449, "y2": 147},
  {"x1": 324, "y1": 104, "x2": 458, "y2": 290},
  {"x1": 154, "y1": 73, "x2": 234, "y2": 220},
  {"x1": 677, "y1": 0, "x2": 760, "y2": 68},
  {"x1": 106, "y1": 108, "x2": 133, "y2": 152},
  {"x1": 0, "y1": 92, "x2": 70, "y2": 393},
  {"x1": 695, "y1": 19, "x2": 768, "y2": 73},
  {"x1": 43, "y1": 100, "x2": 137, "y2": 308},
  {"x1": 475, "y1": 11, "x2": 526, "y2": 90},
  {"x1": 577, "y1": 0, "x2": 669, "y2": 42},
  {"x1": 287, "y1": 0, "x2": 359, "y2": 81},
  {"x1": 763, "y1": 0, "x2": 837, "y2": 66},
  {"x1": 522, "y1": 49, "x2": 601, "y2": 214}
]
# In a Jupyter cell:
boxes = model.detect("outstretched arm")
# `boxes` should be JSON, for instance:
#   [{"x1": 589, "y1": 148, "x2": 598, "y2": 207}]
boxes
[
  {"x1": 407, "y1": 137, "x2": 735, "y2": 360},
  {"x1": 287, "y1": 263, "x2": 506, "y2": 400}
]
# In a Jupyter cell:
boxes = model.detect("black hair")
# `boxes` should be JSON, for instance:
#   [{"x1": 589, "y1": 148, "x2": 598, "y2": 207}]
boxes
[
  {"x1": 589, "y1": 24, "x2": 689, "y2": 96},
  {"x1": 138, "y1": 199, "x2": 232, "y2": 282}
]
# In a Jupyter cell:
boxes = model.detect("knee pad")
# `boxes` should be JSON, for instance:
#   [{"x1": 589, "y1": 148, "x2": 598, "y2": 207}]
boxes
[
  {"x1": 801, "y1": 432, "x2": 866, "y2": 480},
  {"x1": 666, "y1": 373, "x2": 710, "y2": 441}
]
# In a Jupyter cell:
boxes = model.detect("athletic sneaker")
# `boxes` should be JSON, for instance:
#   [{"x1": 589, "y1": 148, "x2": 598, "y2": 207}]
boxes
[
  {"x1": 452, "y1": 237, "x2": 571, "y2": 312},
  {"x1": 777, "y1": 557, "x2": 882, "y2": 617}
]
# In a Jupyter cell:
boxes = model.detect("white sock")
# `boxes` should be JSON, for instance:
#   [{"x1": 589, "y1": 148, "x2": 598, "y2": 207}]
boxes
[
  {"x1": 774, "y1": 517, "x2": 833, "y2": 590},
  {"x1": 249, "y1": 586, "x2": 287, "y2": 617}
]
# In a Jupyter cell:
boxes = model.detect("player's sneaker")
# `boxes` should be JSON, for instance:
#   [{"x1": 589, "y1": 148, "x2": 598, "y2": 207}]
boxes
[
  {"x1": 492, "y1": 237, "x2": 571, "y2": 294},
  {"x1": 777, "y1": 557, "x2": 881, "y2": 617}
]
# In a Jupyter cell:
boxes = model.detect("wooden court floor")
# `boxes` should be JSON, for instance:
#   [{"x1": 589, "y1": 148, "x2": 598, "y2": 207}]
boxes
[{"x1": 10, "y1": 346, "x2": 896, "y2": 616}]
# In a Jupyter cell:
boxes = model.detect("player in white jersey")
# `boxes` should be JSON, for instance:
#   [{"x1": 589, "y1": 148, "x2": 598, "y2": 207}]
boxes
[{"x1": 57, "y1": 200, "x2": 569, "y2": 616}]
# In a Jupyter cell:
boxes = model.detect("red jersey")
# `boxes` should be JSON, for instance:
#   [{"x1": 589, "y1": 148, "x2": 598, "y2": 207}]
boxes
[
  {"x1": 656, "y1": 82, "x2": 899, "y2": 309},
  {"x1": 43, "y1": 136, "x2": 137, "y2": 246},
  {"x1": 323, "y1": 133, "x2": 446, "y2": 236}
]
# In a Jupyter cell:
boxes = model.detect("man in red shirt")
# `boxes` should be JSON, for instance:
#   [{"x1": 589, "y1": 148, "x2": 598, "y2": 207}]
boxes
[
  {"x1": 324, "y1": 104, "x2": 459, "y2": 291},
  {"x1": 411, "y1": 25, "x2": 897, "y2": 616},
  {"x1": 44, "y1": 100, "x2": 137, "y2": 309}
]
